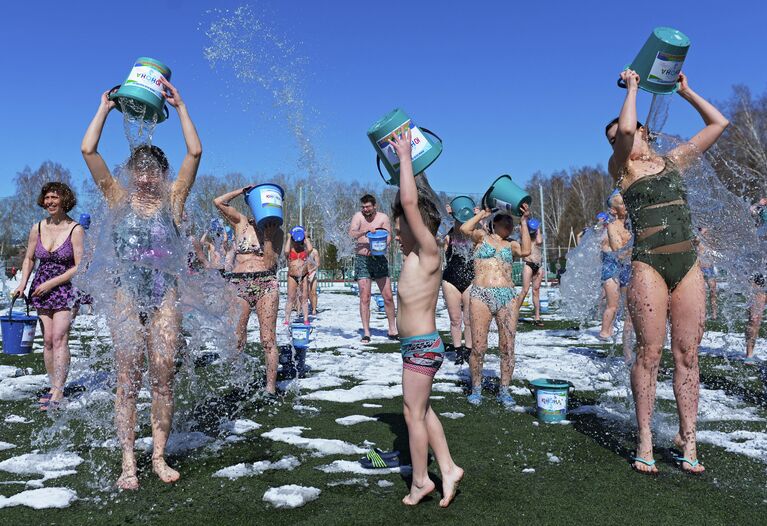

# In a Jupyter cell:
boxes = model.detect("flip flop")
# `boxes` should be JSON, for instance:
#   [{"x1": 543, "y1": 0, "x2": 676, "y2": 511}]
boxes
[
  {"x1": 630, "y1": 456, "x2": 659, "y2": 476},
  {"x1": 361, "y1": 335, "x2": 371, "y2": 343},
  {"x1": 533, "y1": 320, "x2": 545, "y2": 328},
  {"x1": 39, "y1": 399, "x2": 63, "y2": 412},
  {"x1": 360, "y1": 451, "x2": 400, "y2": 469},
  {"x1": 366, "y1": 448, "x2": 400, "y2": 461},
  {"x1": 673, "y1": 456, "x2": 705, "y2": 475},
  {"x1": 743, "y1": 357, "x2": 759, "y2": 366},
  {"x1": 387, "y1": 333, "x2": 399, "y2": 341}
]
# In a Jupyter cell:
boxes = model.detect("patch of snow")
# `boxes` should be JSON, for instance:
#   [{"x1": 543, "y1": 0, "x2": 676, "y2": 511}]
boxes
[
  {"x1": 262, "y1": 485, "x2": 320, "y2": 509},
  {"x1": 0, "y1": 487, "x2": 77, "y2": 509}
]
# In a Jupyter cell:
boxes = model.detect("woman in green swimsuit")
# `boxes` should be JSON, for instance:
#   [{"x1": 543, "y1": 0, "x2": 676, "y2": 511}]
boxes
[
  {"x1": 460, "y1": 206, "x2": 531, "y2": 407},
  {"x1": 607, "y1": 69, "x2": 729, "y2": 475},
  {"x1": 82, "y1": 79, "x2": 202, "y2": 489}
]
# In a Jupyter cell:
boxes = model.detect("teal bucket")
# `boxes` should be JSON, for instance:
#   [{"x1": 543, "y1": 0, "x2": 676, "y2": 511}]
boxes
[
  {"x1": 1, "y1": 297, "x2": 38, "y2": 355},
  {"x1": 373, "y1": 294, "x2": 385, "y2": 312},
  {"x1": 529, "y1": 378, "x2": 574, "y2": 423},
  {"x1": 109, "y1": 57, "x2": 172, "y2": 122},
  {"x1": 618, "y1": 27, "x2": 690, "y2": 95},
  {"x1": 367, "y1": 109, "x2": 443, "y2": 186},
  {"x1": 244, "y1": 184, "x2": 285, "y2": 228},
  {"x1": 290, "y1": 323, "x2": 312, "y2": 349},
  {"x1": 482, "y1": 175, "x2": 532, "y2": 217},
  {"x1": 366, "y1": 229, "x2": 388, "y2": 256},
  {"x1": 450, "y1": 196, "x2": 476, "y2": 223}
]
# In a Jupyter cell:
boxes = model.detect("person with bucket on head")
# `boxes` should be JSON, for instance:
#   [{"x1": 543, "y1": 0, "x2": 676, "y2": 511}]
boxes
[
  {"x1": 460, "y1": 204, "x2": 532, "y2": 407},
  {"x1": 81, "y1": 78, "x2": 202, "y2": 489},
  {"x1": 213, "y1": 185, "x2": 284, "y2": 395},
  {"x1": 743, "y1": 199, "x2": 767, "y2": 366},
  {"x1": 516, "y1": 217, "x2": 545, "y2": 327},
  {"x1": 348, "y1": 194, "x2": 397, "y2": 342},
  {"x1": 441, "y1": 198, "x2": 479, "y2": 365},
  {"x1": 606, "y1": 69, "x2": 729, "y2": 475},
  {"x1": 387, "y1": 128, "x2": 463, "y2": 508},
  {"x1": 12, "y1": 182, "x2": 84, "y2": 411},
  {"x1": 306, "y1": 235, "x2": 320, "y2": 316},
  {"x1": 598, "y1": 191, "x2": 635, "y2": 363},
  {"x1": 283, "y1": 226, "x2": 313, "y2": 326}
]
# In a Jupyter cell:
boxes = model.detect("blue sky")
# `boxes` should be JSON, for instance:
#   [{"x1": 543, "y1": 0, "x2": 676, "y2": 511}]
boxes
[{"x1": 2, "y1": 0, "x2": 765, "y2": 198}]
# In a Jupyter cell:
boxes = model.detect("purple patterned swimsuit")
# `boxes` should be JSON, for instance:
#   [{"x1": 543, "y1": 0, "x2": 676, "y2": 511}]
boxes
[{"x1": 29, "y1": 222, "x2": 78, "y2": 311}]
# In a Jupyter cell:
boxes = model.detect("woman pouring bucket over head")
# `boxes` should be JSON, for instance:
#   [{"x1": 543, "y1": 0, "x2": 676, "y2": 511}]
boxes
[{"x1": 214, "y1": 183, "x2": 284, "y2": 397}]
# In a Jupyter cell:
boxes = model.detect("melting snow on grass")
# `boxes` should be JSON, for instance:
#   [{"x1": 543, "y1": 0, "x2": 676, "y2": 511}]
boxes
[{"x1": 262, "y1": 484, "x2": 320, "y2": 509}]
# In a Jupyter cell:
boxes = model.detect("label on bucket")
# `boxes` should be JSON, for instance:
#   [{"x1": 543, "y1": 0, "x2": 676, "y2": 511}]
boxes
[
  {"x1": 537, "y1": 390, "x2": 567, "y2": 412},
  {"x1": 647, "y1": 52, "x2": 685, "y2": 85},
  {"x1": 370, "y1": 240, "x2": 387, "y2": 252},
  {"x1": 124, "y1": 63, "x2": 167, "y2": 100},
  {"x1": 260, "y1": 188, "x2": 283, "y2": 209},
  {"x1": 21, "y1": 324, "x2": 35, "y2": 345},
  {"x1": 376, "y1": 120, "x2": 432, "y2": 169},
  {"x1": 493, "y1": 198, "x2": 516, "y2": 213}
]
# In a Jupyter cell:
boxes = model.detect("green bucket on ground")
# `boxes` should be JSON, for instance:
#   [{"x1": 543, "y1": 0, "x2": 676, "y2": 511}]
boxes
[
  {"x1": 109, "y1": 57, "x2": 172, "y2": 122},
  {"x1": 482, "y1": 175, "x2": 531, "y2": 217},
  {"x1": 367, "y1": 109, "x2": 443, "y2": 186},
  {"x1": 450, "y1": 196, "x2": 476, "y2": 223},
  {"x1": 618, "y1": 27, "x2": 690, "y2": 95},
  {"x1": 529, "y1": 378, "x2": 573, "y2": 423}
]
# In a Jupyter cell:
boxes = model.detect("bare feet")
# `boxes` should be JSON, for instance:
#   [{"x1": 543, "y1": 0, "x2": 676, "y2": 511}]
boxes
[
  {"x1": 439, "y1": 466, "x2": 464, "y2": 508},
  {"x1": 116, "y1": 469, "x2": 139, "y2": 490},
  {"x1": 152, "y1": 456, "x2": 180, "y2": 484},
  {"x1": 402, "y1": 478, "x2": 435, "y2": 506}
]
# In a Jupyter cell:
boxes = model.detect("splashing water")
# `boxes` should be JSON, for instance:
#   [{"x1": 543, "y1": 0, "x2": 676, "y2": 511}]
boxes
[
  {"x1": 118, "y1": 98, "x2": 159, "y2": 150},
  {"x1": 559, "y1": 226, "x2": 604, "y2": 325}
]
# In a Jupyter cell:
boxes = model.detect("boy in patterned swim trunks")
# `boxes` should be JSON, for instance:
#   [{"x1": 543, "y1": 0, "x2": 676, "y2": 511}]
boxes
[{"x1": 388, "y1": 129, "x2": 463, "y2": 508}]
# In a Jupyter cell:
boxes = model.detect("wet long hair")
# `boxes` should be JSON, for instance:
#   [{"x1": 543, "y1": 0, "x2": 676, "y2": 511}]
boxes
[{"x1": 391, "y1": 174, "x2": 441, "y2": 235}]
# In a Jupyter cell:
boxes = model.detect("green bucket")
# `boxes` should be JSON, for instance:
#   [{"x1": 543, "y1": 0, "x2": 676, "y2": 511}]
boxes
[
  {"x1": 529, "y1": 378, "x2": 574, "y2": 423},
  {"x1": 482, "y1": 175, "x2": 531, "y2": 217},
  {"x1": 618, "y1": 27, "x2": 690, "y2": 95},
  {"x1": 367, "y1": 109, "x2": 443, "y2": 186},
  {"x1": 109, "y1": 57, "x2": 172, "y2": 123},
  {"x1": 450, "y1": 196, "x2": 476, "y2": 223}
]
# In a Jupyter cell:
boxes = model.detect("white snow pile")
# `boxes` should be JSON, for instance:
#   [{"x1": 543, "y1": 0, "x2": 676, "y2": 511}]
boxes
[
  {"x1": 213, "y1": 455, "x2": 300, "y2": 479},
  {"x1": 440, "y1": 412, "x2": 465, "y2": 419},
  {"x1": 262, "y1": 485, "x2": 320, "y2": 509},
  {"x1": 316, "y1": 460, "x2": 411, "y2": 476},
  {"x1": 261, "y1": 427, "x2": 366, "y2": 456},
  {"x1": 335, "y1": 415, "x2": 378, "y2": 426},
  {"x1": 0, "y1": 487, "x2": 77, "y2": 509}
]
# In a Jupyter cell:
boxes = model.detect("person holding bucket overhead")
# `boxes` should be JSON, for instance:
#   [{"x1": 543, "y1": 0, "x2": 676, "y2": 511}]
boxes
[
  {"x1": 607, "y1": 69, "x2": 728, "y2": 474},
  {"x1": 283, "y1": 226, "x2": 313, "y2": 326},
  {"x1": 348, "y1": 195, "x2": 397, "y2": 342},
  {"x1": 387, "y1": 128, "x2": 463, "y2": 508},
  {"x1": 81, "y1": 77, "x2": 202, "y2": 489},
  {"x1": 442, "y1": 198, "x2": 478, "y2": 364},
  {"x1": 214, "y1": 184, "x2": 284, "y2": 396},
  {"x1": 460, "y1": 198, "x2": 532, "y2": 407},
  {"x1": 516, "y1": 217, "x2": 545, "y2": 327},
  {"x1": 12, "y1": 182, "x2": 84, "y2": 410}
]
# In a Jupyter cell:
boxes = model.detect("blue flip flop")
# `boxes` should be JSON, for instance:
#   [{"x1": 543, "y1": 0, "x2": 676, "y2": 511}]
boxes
[
  {"x1": 673, "y1": 456, "x2": 705, "y2": 475},
  {"x1": 360, "y1": 450, "x2": 400, "y2": 469},
  {"x1": 630, "y1": 456, "x2": 658, "y2": 475},
  {"x1": 366, "y1": 448, "x2": 399, "y2": 461}
]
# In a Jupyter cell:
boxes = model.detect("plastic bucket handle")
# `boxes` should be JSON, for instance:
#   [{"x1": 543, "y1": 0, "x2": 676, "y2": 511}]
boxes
[
  {"x1": 108, "y1": 83, "x2": 170, "y2": 121},
  {"x1": 376, "y1": 127, "x2": 443, "y2": 184},
  {"x1": 8, "y1": 294, "x2": 32, "y2": 319}
]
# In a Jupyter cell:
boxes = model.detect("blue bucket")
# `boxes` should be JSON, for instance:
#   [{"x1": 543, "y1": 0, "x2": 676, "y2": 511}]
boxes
[
  {"x1": 529, "y1": 378, "x2": 574, "y2": 423},
  {"x1": 290, "y1": 323, "x2": 312, "y2": 349},
  {"x1": 373, "y1": 294, "x2": 385, "y2": 312},
  {"x1": 450, "y1": 196, "x2": 476, "y2": 223},
  {"x1": 244, "y1": 184, "x2": 285, "y2": 228},
  {"x1": 78, "y1": 213, "x2": 91, "y2": 230},
  {"x1": 1, "y1": 296, "x2": 38, "y2": 355},
  {"x1": 367, "y1": 229, "x2": 388, "y2": 256}
]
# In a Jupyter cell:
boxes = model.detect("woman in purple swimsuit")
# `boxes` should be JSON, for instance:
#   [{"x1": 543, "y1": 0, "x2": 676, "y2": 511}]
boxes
[{"x1": 13, "y1": 182, "x2": 84, "y2": 410}]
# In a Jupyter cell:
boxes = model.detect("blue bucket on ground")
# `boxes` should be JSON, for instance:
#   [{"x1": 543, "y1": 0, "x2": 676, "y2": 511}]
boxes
[
  {"x1": 290, "y1": 323, "x2": 312, "y2": 349},
  {"x1": 1, "y1": 296, "x2": 38, "y2": 355},
  {"x1": 529, "y1": 378, "x2": 574, "y2": 423},
  {"x1": 367, "y1": 229, "x2": 388, "y2": 256},
  {"x1": 450, "y1": 196, "x2": 476, "y2": 223},
  {"x1": 373, "y1": 294, "x2": 385, "y2": 312},
  {"x1": 244, "y1": 183, "x2": 285, "y2": 228}
]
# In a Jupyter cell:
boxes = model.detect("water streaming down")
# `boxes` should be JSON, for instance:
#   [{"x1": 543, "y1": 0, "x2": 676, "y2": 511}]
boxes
[
  {"x1": 118, "y1": 98, "x2": 160, "y2": 151},
  {"x1": 559, "y1": 226, "x2": 605, "y2": 325},
  {"x1": 30, "y1": 108, "x2": 258, "y2": 493}
]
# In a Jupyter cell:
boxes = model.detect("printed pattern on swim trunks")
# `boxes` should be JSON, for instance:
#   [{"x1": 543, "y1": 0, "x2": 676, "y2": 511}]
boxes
[{"x1": 401, "y1": 332, "x2": 444, "y2": 377}]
